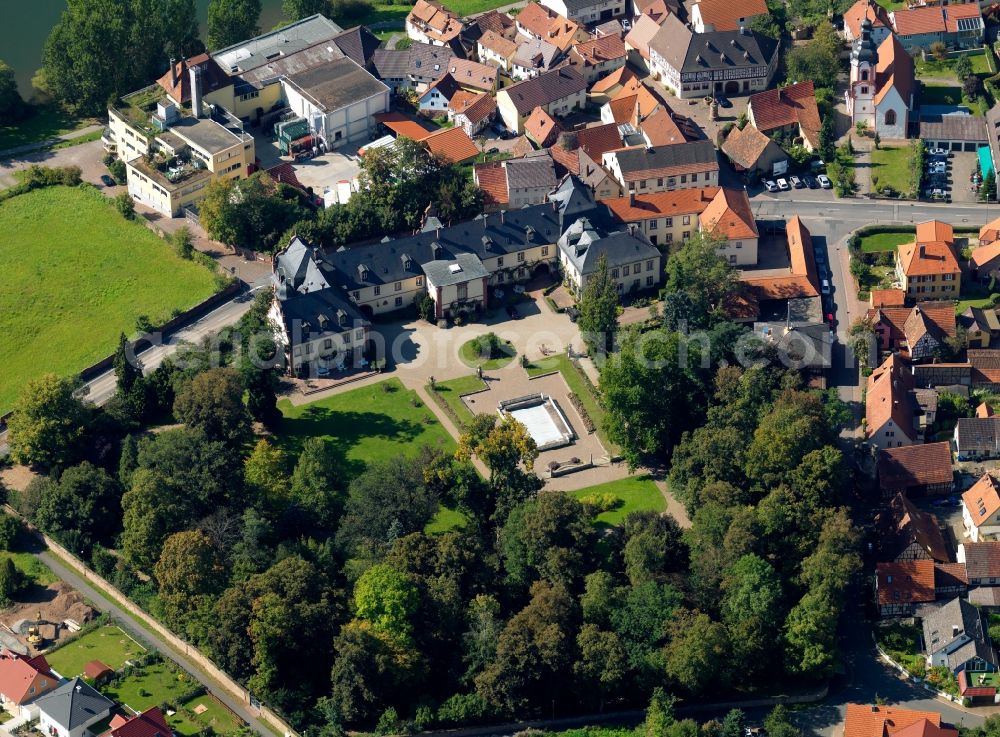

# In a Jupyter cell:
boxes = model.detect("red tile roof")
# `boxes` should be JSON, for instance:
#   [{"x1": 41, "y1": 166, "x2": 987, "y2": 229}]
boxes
[
  {"x1": 898, "y1": 241, "x2": 960, "y2": 278},
  {"x1": 866, "y1": 353, "x2": 917, "y2": 441},
  {"x1": 479, "y1": 29, "x2": 518, "y2": 58},
  {"x1": 943, "y1": 1, "x2": 982, "y2": 31},
  {"x1": 450, "y1": 91, "x2": 496, "y2": 125},
  {"x1": 978, "y1": 402, "x2": 996, "y2": 418},
  {"x1": 877, "y1": 492, "x2": 949, "y2": 562},
  {"x1": 524, "y1": 106, "x2": 562, "y2": 147},
  {"x1": 916, "y1": 219, "x2": 954, "y2": 244},
  {"x1": 748, "y1": 81, "x2": 821, "y2": 148},
  {"x1": 574, "y1": 123, "x2": 624, "y2": 159},
  {"x1": 958, "y1": 670, "x2": 996, "y2": 698},
  {"x1": 106, "y1": 707, "x2": 172, "y2": 737},
  {"x1": 408, "y1": 0, "x2": 463, "y2": 43},
  {"x1": 590, "y1": 65, "x2": 636, "y2": 95},
  {"x1": 844, "y1": 0, "x2": 891, "y2": 38},
  {"x1": 83, "y1": 661, "x2": 113, "y2": 680},
  {"x1": 741, "y1": 216, "x2": 818, "y2": 300},
  {"x1": 692, "y1": 0, "x2": 767, "y2": 31},
  {"x1": 156, "y1": 55, "x2": 229, "y2": 105},
  {"x1": 0, "y1": 650, "x2": 54, "y2": 706},
  {"x1": 444, "y1": 58, "x2": 497, "y2": 92},
  {"x1": 601, "y1": 187, "x2": 720, "y2": 221},
  {"x1": 878, "y1": 441, "x2": 954, "y2": 491},
  {"x1": 876, "y1": 559, "x2": 935, "y2": 606},
  {"x1": 871, "y1": 289, "x2": 906, "y2": 307},
  {"x1": 573, "y1": 35, "x2": 627, "y2": 66},
  {"x1": 516, "y1": 4, "x2": 583, "y2": 51},
  {"x1": 875, "y1": 34, "x2": 915, "y2": 108},
  {"x1": 374, "y1": 111, "x2": 435, "y2": 141},
  {"x1": 474, "y1": 162, "x2": 509, "y2": 206},
  {"x1": 963, "y1": 473, "x2": 1000, "y2": 527},
  {"x1": 892, "y1": 5, "x2": 946, "y2": 35},
  {"x1": 979, "y1": 216, "x2": 1000, "y2": 245},
  {"x1": 423, "y1": 127, "x2": 479, "y2": 163},
  {"x1": 843, "y1": 704, "x2": 944, "y2": 737},
  {"x1": 698, "y1": 188, "x2": 758, "y2": 240}
]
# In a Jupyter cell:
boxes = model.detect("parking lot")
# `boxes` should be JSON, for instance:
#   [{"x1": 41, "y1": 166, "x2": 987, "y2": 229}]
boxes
[{"x1": 252, "y1": 129, "x2": 362, "y2": 199}]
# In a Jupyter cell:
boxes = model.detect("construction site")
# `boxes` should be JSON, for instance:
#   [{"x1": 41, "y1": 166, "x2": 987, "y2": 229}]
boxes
[{"x1": 0, "y1": 582, "x2": 95, "y2": 655}]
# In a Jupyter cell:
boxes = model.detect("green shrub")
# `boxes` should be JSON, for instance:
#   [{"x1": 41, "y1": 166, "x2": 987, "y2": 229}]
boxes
[
  {"x1": 115, "y1": 192, "x2": 135, "y2": 219},
  {"x1": 578, "y1": 492, "x2": 622, "y2": 512}
]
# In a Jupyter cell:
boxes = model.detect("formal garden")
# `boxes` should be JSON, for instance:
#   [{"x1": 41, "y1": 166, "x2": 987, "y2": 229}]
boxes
[
  {"x1": 0, "y1": 181, "x2": 220, "y2": 413},
  {"x1": 458, "y1": 333, "x2": 517, "y2": 370}
]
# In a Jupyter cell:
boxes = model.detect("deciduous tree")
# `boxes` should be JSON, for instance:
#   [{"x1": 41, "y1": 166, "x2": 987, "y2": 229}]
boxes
[
  {"x1": 578, "y1": 253, "x2": 620, "y2": 355},
  {"x1": 353, "y1": 564, "x2": 419, "y2": 643},
  {"x1": 173, "y1": 367, "x2": 251, "y2": 443},
  {"x1": 0, "y1": 60, "x2": 25, "y2": 125},
  {"x1": 663, "y1": 608, "x2": 730, "y2": 695},
  {"x1": 207, "y1": 0, "x2": 262, "y2": 49},
  {"x1": 8, "y1": 374, "x2": 89, "y2": 470}
]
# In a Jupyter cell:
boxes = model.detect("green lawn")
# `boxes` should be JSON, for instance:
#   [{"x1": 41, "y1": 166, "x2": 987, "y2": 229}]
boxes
[
  {"x1": 179, "y1": 694, "x2": 243, "y2": 735},
  {"x1": 567, "y1": 475, "x2": 665, "y2": 527},
  {"x1": 276, "y1": 378, "x2": 456, "y2": 481},
  {"x1": 102, "y1": 661, "x2": 196, "y2": 713},
  {"x1": 921, "y1": 84, "x2": 964, "y2": 107},
  {"x1": 0, "y1": 186, "x2": 219, "y2": 413},
  {"x1": 524, "y1": 352, "x2": 612, "y2": 448},
  {"x1": 46, "y1": 625, "x2": 146, "y2": 677},
  {"x1": 0, "y1": 106, "x2": 97, "y2": 153},
  {"x1": 915, "y1": 51, "x2": 994, "y2": 77},
  {"x1": 1, "y1": 551, "x2": 56, "y2": 586},
  {"x1": 458, "y1": 337, "x2": 516, "y2": 369},
  {"x1": 859, "y1": 231, "x2": 913, "y2": 253},
  {"x1": 870, "y1": 147, "x2": 915, "y2": 195},
  {"x1": 429, "y1": 374, "x2": 487, "y2": 426},
  {"x1": 425, "y1": 506, "x2": 468, "y2": 534}
]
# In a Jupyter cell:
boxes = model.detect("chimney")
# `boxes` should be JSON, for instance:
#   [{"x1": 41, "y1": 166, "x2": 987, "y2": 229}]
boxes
[
  {"x1": 500, "y1": 210, "x2": 505, "y2": 223},
  {"x1": 953, "y1": 625, "x2": 960, "y2": 638},
  {"x1": 190, "y1": 65, "x2": 203, "y2": 118},
  {"x1": 170, "y1": 58, "x2": 178, "y2": 88},
  {"x1": 629, "y1": 191, "x2": 635, "y2": 205},
  {"x1": 436, "y1": 226, "x2": 441, "y2": 238}
]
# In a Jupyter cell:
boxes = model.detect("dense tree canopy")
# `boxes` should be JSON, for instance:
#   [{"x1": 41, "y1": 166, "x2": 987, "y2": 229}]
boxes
[
  {"x1": 0, "y1": 60, "x2": 25, "y2": 125},
  {"x1": 7, "y1": 374, "x2": 90, "y2": 470},
  {"x1": 207, "y1": 0, "x2": 262, "y2": 50}
]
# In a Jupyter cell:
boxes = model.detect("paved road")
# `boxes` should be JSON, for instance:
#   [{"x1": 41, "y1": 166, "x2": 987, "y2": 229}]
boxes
[
  {"x1": 36, "y1": 548, "x2": 277, "y2": 737},
  {"x1": 0, "y1": 277, "x2": 269, "y2": 455},
  {"x1": 0, "y1": 123, "x2": 104, "y2": 160}
]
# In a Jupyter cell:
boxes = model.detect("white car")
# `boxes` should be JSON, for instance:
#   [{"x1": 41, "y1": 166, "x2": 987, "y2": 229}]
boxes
[
  {"x1": 817, "y1": 174, "x2": 831, "y2": 188},
  {"x1": 764, "y1": 180, "x2": 778, "y2": 192},
  {"x1": 789, "y1": 175, "x2": 803, "y2": 188},
  {"x1": 777, "y1": 178, "x2": 790, "y2": 191},
  {"x1": 929, "y1": 147, "x2": 949, "y2": 156}
]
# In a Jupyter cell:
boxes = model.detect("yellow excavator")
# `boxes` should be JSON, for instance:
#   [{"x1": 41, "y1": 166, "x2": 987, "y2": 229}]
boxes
[{"x1": 26, "y1": 612, "x2": 43, "y2": 647}]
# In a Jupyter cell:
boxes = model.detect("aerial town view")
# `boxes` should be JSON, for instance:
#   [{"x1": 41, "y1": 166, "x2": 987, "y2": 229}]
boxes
[{"x1": 10, "y1": 0, "x2": 1000, "y2": 737}]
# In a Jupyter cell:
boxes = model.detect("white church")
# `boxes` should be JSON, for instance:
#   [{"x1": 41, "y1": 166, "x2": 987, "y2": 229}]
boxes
[{"x1": 845, "y1": 18, "x2": 915, "y2": 140}]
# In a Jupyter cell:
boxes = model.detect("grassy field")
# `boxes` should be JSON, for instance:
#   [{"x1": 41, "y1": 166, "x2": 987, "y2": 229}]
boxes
[
  {"x1": 429, "y1": 374, "x2": 486, "y2": 425},
  {"x1": 458, "y1": 337, "x2": 516, "y2": 369},
  {"x1": 1, "y1": 551, "x2": 57, "y2": 586},
  {"x1": 46, "y1": 625, "x2": 146, "y2": 677},
  {"x1": 859, "y1": 231, "x2": 913, "y2": 253},
  {"x1": 179, "y1": 694, "x2": 243, "y2": 735},
  {"x1": 276, "y1": 378, "x2": 456, "y2": 480},
  {"x1": 0, "y1": 107, "x2": 97, "y2": 153},
  {"x1": 103, "y1": 661, "x2": 196, "y2": 713},
  {"x1": 915, "y1": 51, "x2": 994, "y2": 77},
  {"x1": 0, "y1": 186, "x2": 218, "y2": 413},
  {"x1": 567, "y1": 475, "x2": 665, "y2": 527},
  {"x1": 425, "y1": 506, "x2": 468, "y2": 534},
  {"x1": 870, "y1": 147, "x2": 914, "y2": 195}
]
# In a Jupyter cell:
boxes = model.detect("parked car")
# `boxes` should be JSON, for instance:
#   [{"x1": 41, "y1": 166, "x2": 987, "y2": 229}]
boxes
[
  {"x1": 764, "y1": 180, "x2": 778, "y2": 192},
  {"x1": 817, "y1": 174, "x2": 831, "y2": 188},
  {"x1": 486, "y1": 147, "x2": 500, "y2": 154},
  {"x1": 100, "y1": 174, "x2": 116, "y2": 187},
  {"x1": 622, "y1": 18, "x2": 631, "y2": 30},
  {"x1": 777, "y1": 178, "x2": 790, "y2": 191},
  {"x1": 715, "y1": 95, "x2": 732, "y2": 108},
  {"x1": 789, "y1": 175, "x2": 803, "y2": 188},
  {"x1": 317, "y1": 365, "x2": 331, "y2": 377},
  {"x1": 821, "y1": 279, "x2": 831, "y2": 295},
  {"x1": 929, "y1": 147, "x2": 949, "y2": 157},
  {"x1": 815, "y1": 251, "x2": 826, "y2": 265},
  {"x1": 804, "y1": 175, "x2": 819, "y2": 189},
  {"x1": 506, "y1": 304, "x2": 520, "y2": 319}
]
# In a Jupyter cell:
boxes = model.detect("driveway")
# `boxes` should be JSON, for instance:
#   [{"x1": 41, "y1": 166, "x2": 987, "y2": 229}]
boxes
[{"x1": 0, "y1": 139, "x2": 112, "y2": 190}]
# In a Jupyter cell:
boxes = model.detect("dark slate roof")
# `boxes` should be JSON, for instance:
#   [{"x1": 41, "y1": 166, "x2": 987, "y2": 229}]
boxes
[
  {"x1": 35, "y1": 678, "x2": 113, "y2": 730},
  {"x1": 423, "y1": 253, "x2": 490, "y2": 286},
  {"x1": 505, "y1": 157, "x2": 558, "y2": 190},
  {"x1": 371, "y1": 48, "x2": 409, "y2": 78},
  {"x1": 332, "y1": 25, "x2": 383, "y2": 68},
  {"x1": 956, "y1": 417, "x2": 1000, "y2": 454},
  {"x1": 678, "y1": 28, "x2": 778, "y2": 74},
  {"x1": 611, "y1": 140, "x2": 719, "y2": 175},
  {"x1": 963, "y1": 542, "x2": 1000, "y2": 580},
  {"x1": 922, "y1": 597, "x2": 991, "y2": 665},
  {"x1": 212, "y1": 14, "x2": 344, "y2": 72},
  {"x1": 503, "y1": 67, "x2": 587, "y2": 115},
  {"x1": 408, "y1": 42, "x2": 455, "y2": 76},
  {"x1": 284, "y1": 57, "x2": 388, "y2": 111},
  {"x1": 919, "y1": 113, "x2": 988, "y2": 143},
  {"x1": 558, "y1": 216, "x2": 659, "y2": 276}
]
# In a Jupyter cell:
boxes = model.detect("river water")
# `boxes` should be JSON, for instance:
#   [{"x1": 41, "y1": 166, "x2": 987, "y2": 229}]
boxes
[{"x1": 7, "y1": 0, "x2": 285, "y2": 97}]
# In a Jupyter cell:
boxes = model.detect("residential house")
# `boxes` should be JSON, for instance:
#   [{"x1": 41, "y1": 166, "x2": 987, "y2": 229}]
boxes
[
  {"x1": 105, "y1": 708, "x2": 172, "y2": 737},
  {"x1": 594, "y1": 18, "x2": 625, "y2": 37},
  {"x1": 590, "y1": 65, "x2": 637, "y2": 101},
  {"x1": 876, "y1": 492, "x2": 949, "y2": 563},
  {"x1": 866, "y1": 354, "x2": 921, "y2": 450},
  {"x1": 720, "y1": 124, "x2": 788, "y2": 178},
  {"x1": 462, "y1": 9, "x2": 516, "y2": 55},
  {"x1": 689, "y1": 0, "x2": 767, "y2": 33},
  {"x1": 847, "y1": 22, "x2": 915, "y2": 140},
  {"x1": 35, "y1": 678, "x2": 114, "y2": 737},
  {"x1": 600, "y1": 79, "x2": 696, "y2": 146},
  {"x1": 971, "y1": 224, "x2": 1000, "y2": 282},
  {"x1": 876, "y1": 559, "x2": 935, "y2": 616},
  {"x1": 843, "y1": 0, "x2": 892, "y2": 44},
  {"x1": 959, "y1": 541, "x2": 1000, "y2": 585},
  {"x1": 497, "y1": 67, "x2": 587, "y2": 133},
  {"x1": 444, "y1": 59, "x2": 498, "y2": 94},
  {"x1": 478, "y1": 30, "x2": 519, "y2": 71},
  {"x1": 865, "y1": 302, "x2": 956, "y2": 360},
  {"x1": 565, "y1": 35, "x2": 627, "y2": 84},
  {"x1": 647, "y1": 15, "x2": 779, "y2": 98},
  {"x1": 623, "y1": 13, "x2": 664, "y2": 74},
  {"x1": 878, "y1": 441, "x2": 954, "y2": 496},
  {"x1": 449, "y1": 91, "x2": 497, "y2": 136},
  {"x1": 558, "y1": 216, "x2": 663, "y2": 295},
  {"x1": 540, "y1": 0, "x2": 627, "y2": 25},
  {"x1": 957, "y1": 415, "x2": 1000, "y2": 461},
  {"x1": 698, "y1": 187, "x2": 759, "y2": 265},
  {"x1": 406, "y1": 0, "x2": 463, "y2": 47},
  {"x1": 524, "y1": 106, "x2": 562, "y2": 147},
  {"x1": 601, "y1": 140, "x2": 719, "y2": 194},
  {"x1": 895, "y1": 225, "x2": 961, "y2": 300},
  {"x1": 422, "y1": 127, "x2": 480, "y2": 164},
  {"x1": 961, "y1": 306, "x2": 1000, "y2": 349},
  {"x1": 935, "y1": 562, "x2": 969, "y2": 600},
  {"x1": 971, "y1": 349, "x2": 1000, "y2": 391},
  {"x1": 550, "y1": 143, "x2": 624, "y2": 200},
  {"x1": 512, "y1": 38, "x2": 563, "y2": 80},
  {"x1": 747, "y1": 81, "x2": 822, "y2": 151},
  {"x1": 474, "y1": 156, "x2": 559, "y2": 209},
  {"x1": 371, "y1": 43, "x2": 455, "y2": 92},
  {"x1": 515, "y1": 4, "x2": 589, "y2": 53},
  {"x1": 739, "y1": 216, "x2": 819, "y2": 307},
  {"x1": 0, "y1": 651, "x2": 56, "y2": 720},
  {"x1": 753, "y1": 320, "x2": 834, "y2": 371},
  {"x1": 842, "y1": 704, "x2": 955, "y2": 737},
  {"x1": 962, "y1": 473, "x2": 1000, "y2": 542},
  {"x1": 418, "y1": 73, "x2": 463, "y2": 114},
  {"x1": 889, "y1": 4, "x2": 984, "y2": 52},
  {"x1": 921, "y1": 597, "x2": 995, "y2": 675}
]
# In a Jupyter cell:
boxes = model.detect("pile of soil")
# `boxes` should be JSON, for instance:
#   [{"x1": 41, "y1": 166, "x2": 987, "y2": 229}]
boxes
[{"x1": 1, "y1": 582, "x2": 96, "y2": 651}]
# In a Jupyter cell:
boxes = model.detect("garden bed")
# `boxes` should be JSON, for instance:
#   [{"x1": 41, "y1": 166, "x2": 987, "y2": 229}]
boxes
[{"x1": 567, "y1": 475, "x2": 665, "y2": 527}]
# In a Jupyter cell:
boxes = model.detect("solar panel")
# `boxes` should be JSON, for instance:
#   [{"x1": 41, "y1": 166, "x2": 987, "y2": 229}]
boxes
[{"x1": 957, "y1": 17, "x2": 981, "y2": 31}]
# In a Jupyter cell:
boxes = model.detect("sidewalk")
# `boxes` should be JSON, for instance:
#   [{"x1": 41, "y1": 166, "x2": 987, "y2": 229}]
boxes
[{"x1": 0, "y1": 123, "x2": 104, "y2": 159}]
